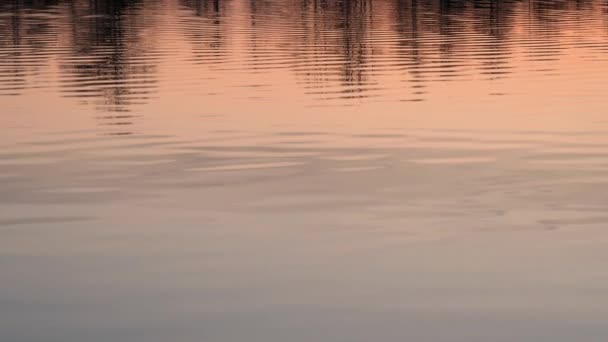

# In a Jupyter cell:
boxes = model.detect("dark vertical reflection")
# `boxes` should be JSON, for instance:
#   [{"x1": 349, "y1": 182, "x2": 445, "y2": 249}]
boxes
[
  {"x1": 180, "y1": 0, "x2": 226, "y2": 68},
  {"x1": 1, "y1": 0, "x2": 608, "y2": 108},
  {"x1": 291, "y1": 0, "x2": 377, "y2": 98},
  {"x1": 471, "y1": 0, "x2": 516, "y2": 80},
  {"x1": 0, "y1": 0, "x2": 59, "y2": 96},
  {"x1": 394, "y1": 0, "x2": 426, "y2": 101},
  {"x1": 61, "y1": 0, "x2": 157, "y2": 119},
  {"x1": 336, "y1": 0, "x2": 373, "y2": 92}
]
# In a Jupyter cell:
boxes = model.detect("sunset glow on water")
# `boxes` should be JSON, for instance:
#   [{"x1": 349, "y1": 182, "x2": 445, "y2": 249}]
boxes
[{"x1": 2, "y1": 1, "x2": 608, "y2": 341}]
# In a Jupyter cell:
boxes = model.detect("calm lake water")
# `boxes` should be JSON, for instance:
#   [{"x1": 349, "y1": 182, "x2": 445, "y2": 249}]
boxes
[{"x1": 2, "y1": 0, "x2": 608, "y2": 341}]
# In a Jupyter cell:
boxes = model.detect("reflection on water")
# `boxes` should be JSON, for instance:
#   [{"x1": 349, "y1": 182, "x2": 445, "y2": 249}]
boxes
[
  {"x1": 1, "y1": 0, "x2": 156, "y2": 113},
  {"x1": 2, "y1": 1, "x2": 608, "y2": 342},
  {"x1": 3, "y1": 0, "x2": 608, "y2": 110}
]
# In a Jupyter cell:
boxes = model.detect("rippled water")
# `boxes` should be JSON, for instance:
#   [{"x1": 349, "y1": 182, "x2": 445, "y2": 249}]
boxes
[{"x1": 2, "y1": 0, "x2": 608, "y2": 341}]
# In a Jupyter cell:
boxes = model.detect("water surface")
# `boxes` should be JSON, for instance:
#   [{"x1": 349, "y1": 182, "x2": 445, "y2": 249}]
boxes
[{"x1": 2, "y1": 0, "x2": 608, "y2": 341}]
